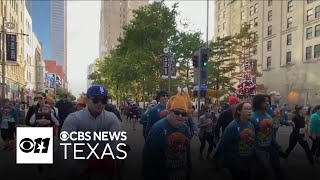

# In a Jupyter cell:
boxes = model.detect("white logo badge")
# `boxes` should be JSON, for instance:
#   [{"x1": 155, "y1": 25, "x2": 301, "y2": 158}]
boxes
[
  {"x1": 100, "y1": 87, "x2": 104, "y2": 94},
  {"x1": 16, "y1": 127, "x2": 53, "y2": 164}
]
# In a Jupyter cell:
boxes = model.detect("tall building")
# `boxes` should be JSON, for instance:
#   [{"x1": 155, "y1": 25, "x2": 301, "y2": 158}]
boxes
[
  {"x1": 50, "y1": 0, "x2": 67, "y2": 84},
  {"x1": 24, "y1": 5, "x2": 36, "y2": 100},
  {"x1": 214, "y1": 0, "x2": 320, "y2": 104},
  {"x1": 0, "y1": 1, "x2": 25, "y2": 100},
  {"x1": 87, "y1": 59, "x2": 98, "y2": 88},
  {"x1": 99, "y1": 0, "x2": 148, "y2": 58}
]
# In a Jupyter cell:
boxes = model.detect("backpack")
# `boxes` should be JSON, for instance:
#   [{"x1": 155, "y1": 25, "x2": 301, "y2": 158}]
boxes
[{"x1": 33, "y1": 109, "x2": 54, "y2": 127}]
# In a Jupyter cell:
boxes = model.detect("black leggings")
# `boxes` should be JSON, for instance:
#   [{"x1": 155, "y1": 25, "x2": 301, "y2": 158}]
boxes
[
  {"x1": 199, "y1": 133, "x2": 215, "y2": 154},
  {"x1": 286, "y1": 133, "x2": 314, "y2": 164},
  {"x1": 311, "y1": 137, "x2": 320, "y2": 158}
]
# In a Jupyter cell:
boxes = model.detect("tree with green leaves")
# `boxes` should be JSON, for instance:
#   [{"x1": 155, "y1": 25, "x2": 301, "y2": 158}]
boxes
[
  {"x1": 208, "y1": 36, "x2": 237, "y2": 94},
  {"x1": 173, "y1": 31, "x2": 204, "y2": 90},
  {"x1": 230, "y1": 23, "x2": 261, "y2": 79}
]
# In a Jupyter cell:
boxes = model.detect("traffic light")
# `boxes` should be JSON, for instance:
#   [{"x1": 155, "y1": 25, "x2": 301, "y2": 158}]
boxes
[
  {"x1": 200, "y1": 48, "x2": 209, "y2": 67},
  {"x1": 192, "y1": 54, "x2": 199, "y2": 67}
]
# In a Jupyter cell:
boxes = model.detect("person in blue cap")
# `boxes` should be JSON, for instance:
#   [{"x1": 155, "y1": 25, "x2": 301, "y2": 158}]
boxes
[{"x1": 60, "y1": 85, "x2": 122, "y2": 179}]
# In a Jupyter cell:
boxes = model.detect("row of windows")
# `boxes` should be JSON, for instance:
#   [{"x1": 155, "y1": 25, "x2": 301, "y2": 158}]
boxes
[
  {"x1": 266, "y1": 44, "x2": 320, "y2": 68},
  {"x1": 306, "y1": 45, "x2": 320, "y2": 60},
  {"x1": 306, "y1": 24, "x2": 320, "y2": 39},
  {"x1": 266, "y1": 51, "x2": 292, "y2": 68},
  {"x1": 249, "y1": 4, "x2": 258, "y2": 16},
  {"x1": 307, "y1": 6, "x2": 320, "y2": 21}
]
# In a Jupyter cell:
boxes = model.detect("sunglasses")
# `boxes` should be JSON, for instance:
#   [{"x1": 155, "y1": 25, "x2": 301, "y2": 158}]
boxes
[
  {"x1": 206, "y1": 110, "x2": 211, "y2": 113},
  {"x1": 161, "y1": 94, "x2": 169, "y2": 97},
  {"x1": 90, "y1": 97, "x2": 108, "y2": 104},
  {"x1": 172, "y1": 110, "x2": 187, "y2": 117}
]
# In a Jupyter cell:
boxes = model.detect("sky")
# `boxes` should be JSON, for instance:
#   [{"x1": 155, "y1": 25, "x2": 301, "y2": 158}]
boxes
[
  {"x1": 33, "y1": 0, "x2": 215, "y2": 97},
  {"x1": 31, "y1": 1, "x2": 51, "y2": 59}
]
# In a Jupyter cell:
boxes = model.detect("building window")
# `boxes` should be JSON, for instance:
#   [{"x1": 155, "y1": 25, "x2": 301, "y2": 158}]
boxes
[
  {"x1": 268, "y1": 0, "x2": 272, "y2": 6},
  {"x1": 307, "y1": 9, "x2": 313, "y2": 21},
  {"x1": 287, "y1": 34, "x2": 292, "y2": 45},
  {"x1": 218, "y1": 3, "x2": 221, "y2": 10},
  {"x1": 253, "y1": 45, "x2": 257, "y2": 55},
  {"x1": 267, "y1": 57, "x2": 271, "y2": 68},
  {"x1": 218, "y1": 25, "x2": 220, "y2": 32},
  {"x1": 286, "y1": 51, "x2": 292, "y2": 64},
  {"x1": 306, "y1": 27, "x2": 313, "y2": 39},
  {"x1": 250, "y1": 6, "x2": 254, "y2": 15},
  {"x1": 254, "y1": 3, "x2": 258, "y2": 13},
  {"x1": 249, "y1": 20, "x2": 254, "y2": 28},
  {"x1": 315, "y1": 25, "x2": 320, "y2": 37},
  {"x1": 287, "y1": 17, "x2": 292, "y2": 29},
  {"x1": 218, "y1": 14, "x2": 221, "y2": 21},
  {"x1": 241, "y1": 0, "x2": 245, "y2": 7},
  {"x1": 223, "y1": 22, "x2": 226, "y2": 30},
  {"x1": 268, "y1": 10, "x2": 272, "y2": 21},
  {"x1": 316, "y1": 6, "x2": 320, "y2": 18},
  {"x1": 288, "y1": 0, "x2": 293, "y2": 12},
  {"x1": 314, "y1": 44, "x2": 320, "y2": 58},
  {"x1": 254, "y1": 17, "x2": 258, "y2": 26},
  {"x1": 223, "y1": 11, "x2": 226, "y2": 18},
  {"x1": 241, "y1": 11, "x2": 245, "y2": 20},
  {"x1": 306, "y1": 46, "x2": 312, "y2": 60},
  {"x1": 267, "y1": 41, "x2": 272, "y2": 51},
  {"x1": 268, "y1": 26, "x2": 272, "y2": 36}
]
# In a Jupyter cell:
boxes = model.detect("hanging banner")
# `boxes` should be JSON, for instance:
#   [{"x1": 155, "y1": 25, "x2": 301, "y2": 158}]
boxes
[
  {"x1": 161, "y1": 54, "x2": 177, "y2": 78},
  {"x1": 171, "y1": 57, "x2": 177, "y2": 79},
  {"x1": 161, "y1": 54, "x2": 170, "y2": 78},
  {"x1": 6, "y1": 34, "x2": 17, "y2": 62}
]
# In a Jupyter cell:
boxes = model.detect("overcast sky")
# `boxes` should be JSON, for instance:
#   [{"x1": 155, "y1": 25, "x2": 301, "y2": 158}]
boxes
[{"x1": 67, "y1": 1, "x2": 214, "y2": 97}]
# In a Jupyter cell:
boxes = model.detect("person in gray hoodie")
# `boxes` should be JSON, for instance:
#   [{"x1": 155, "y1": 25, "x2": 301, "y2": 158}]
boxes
[{"x1": 60, "y1": 85, "x2": 122, "y2": 179}]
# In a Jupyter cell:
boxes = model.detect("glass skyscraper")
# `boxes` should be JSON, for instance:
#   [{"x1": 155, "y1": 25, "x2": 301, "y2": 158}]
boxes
[{"x1": 50, "y1": 0, "x2": 67, "y2": 82}]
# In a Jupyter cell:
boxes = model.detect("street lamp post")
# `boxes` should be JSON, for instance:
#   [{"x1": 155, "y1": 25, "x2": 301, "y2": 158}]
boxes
[{"x1": 1, "y1": 17, "x2": 6, "y2": 99}]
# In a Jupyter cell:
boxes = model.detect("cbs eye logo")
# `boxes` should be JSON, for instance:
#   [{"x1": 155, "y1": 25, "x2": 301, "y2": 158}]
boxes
[{"x1": 19, "y1": 138, "x2": 50, "y2": 153}]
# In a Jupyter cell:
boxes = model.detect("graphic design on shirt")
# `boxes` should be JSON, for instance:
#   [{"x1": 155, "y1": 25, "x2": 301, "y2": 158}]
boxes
[
  {"x1": 238, "y1": 128, "x2": 255, "y2": 157},
  {"x1": 165, "y1": 132, "x2": 188, "y2": 169},
  {"x1": 257, "y1": 119, "x2": 273, "y2": 147},
  {"x1": 272, "y1": 108, "x2": 281, "y2": 128}
]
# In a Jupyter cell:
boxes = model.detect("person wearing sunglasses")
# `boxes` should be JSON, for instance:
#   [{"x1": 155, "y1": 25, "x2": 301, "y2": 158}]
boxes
[
  {"x1": 142, "y1": 93, "x2": 191, "y2": 180},
  {"x1": 60, "y1": 85, "x2": 122, "y2": 179},
  {"x1": 25, "y1": 92, "x2": 47, "y2": 126},
  {"x1": 145, "y1": 90, "x2": 169, "y2": 138}
]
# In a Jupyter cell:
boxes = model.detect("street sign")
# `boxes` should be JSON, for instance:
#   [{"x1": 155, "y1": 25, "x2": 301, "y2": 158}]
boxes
[
  {"x1": 193, "y1": 85, "x2": 207, "y2": 91},
  {"x1": 161, "y1": 54, "x2": 177, "y2": 78}
]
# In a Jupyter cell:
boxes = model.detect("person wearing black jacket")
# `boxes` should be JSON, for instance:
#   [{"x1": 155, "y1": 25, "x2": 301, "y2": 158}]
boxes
[
  {"x1": 25, "y1": 92, "x2": 47, "y2": 126},
  {"x1": 55, "y1": 94, "x2": 73, "y2": 133},
  {"x1": 105, "y1": 104, "x2": 122, "y2": 122},
  {"x1": 214, "y1": 96, "x2": 239, "y2": 140},
  {"x1": 285, "y1": 105, "x2": 314, "y2": 165}
]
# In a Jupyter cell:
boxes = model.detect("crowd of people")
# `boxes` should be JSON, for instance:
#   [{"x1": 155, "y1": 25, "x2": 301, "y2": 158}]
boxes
[{"x1": 1, "y1": 85, "x2": 320, "y2": 180}]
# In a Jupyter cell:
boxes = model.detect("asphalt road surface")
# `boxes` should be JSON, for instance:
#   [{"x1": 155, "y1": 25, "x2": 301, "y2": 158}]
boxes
[{"x1": 1, "y1": 116, "x2": 319, "y2": 179}]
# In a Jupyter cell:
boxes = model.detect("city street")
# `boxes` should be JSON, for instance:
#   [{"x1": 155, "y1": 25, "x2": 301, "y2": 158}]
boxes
[{"x1": 0, "y1": 116, "x2": 319, "y2": 179}]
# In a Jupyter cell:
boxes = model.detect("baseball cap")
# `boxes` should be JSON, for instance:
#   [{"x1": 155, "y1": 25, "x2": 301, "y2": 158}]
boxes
[
  {"x1": 86, "y1": 85, "x2": 108, "y2": 97},
  {"x1": 228, "y1": 96, "x2": 239, "y2": 106}
]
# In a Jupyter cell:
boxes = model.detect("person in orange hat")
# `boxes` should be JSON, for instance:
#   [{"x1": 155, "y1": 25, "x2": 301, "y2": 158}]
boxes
[
  {"x1": 214, "y1": 96, "x2": 240, "y2": 142},
  {"x1": 142, "y1": 89, "x2": 191, "y2": 180}
]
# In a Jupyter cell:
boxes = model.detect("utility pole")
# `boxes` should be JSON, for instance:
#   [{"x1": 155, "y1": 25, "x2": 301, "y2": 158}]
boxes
[
  {"x1": 1, "y1": 16, "x2": 7, "y2": 99},
  {"x1": 197, "y1": 51, "x2": 201, "y2": 120}
]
